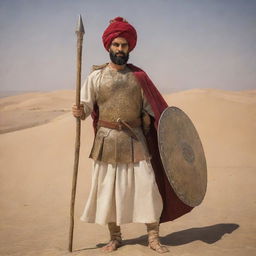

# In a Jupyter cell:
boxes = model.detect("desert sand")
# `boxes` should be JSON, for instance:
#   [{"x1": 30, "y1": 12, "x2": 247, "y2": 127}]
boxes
[{"x1": 0, "y1": 89, "x2": 255, "y2": 256}]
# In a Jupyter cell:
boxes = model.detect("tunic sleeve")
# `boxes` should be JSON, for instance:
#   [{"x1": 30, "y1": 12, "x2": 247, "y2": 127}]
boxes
[{"x1": 80, "y1": 70, "x2": 100, "y2": 119}]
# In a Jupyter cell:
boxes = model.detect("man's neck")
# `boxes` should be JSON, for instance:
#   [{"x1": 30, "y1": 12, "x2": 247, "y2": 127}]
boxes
[{"x1": 109, "y1": 62, "x2": 126, "y2": 71}]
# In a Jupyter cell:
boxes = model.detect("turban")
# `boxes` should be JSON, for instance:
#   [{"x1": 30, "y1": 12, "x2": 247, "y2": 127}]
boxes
[{"x1": 102, "y1": 17, "x2": 137, "y2": 52}]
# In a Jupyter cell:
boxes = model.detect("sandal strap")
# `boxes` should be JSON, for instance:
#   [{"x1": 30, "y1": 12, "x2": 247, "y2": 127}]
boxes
[
  {"x1": 146, "y1": 222, "x2": 169, "y2": 253},
  {"x1": 108, "y1": 222, "x2": 122, "y2": 242}
]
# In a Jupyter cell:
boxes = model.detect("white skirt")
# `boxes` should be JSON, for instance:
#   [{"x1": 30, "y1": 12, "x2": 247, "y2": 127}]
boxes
[{"x1": 80, "y1": 160, "x2": 163, "y2": 226}]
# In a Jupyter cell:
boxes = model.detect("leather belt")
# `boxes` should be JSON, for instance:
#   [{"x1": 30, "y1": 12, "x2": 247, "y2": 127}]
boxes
[{"x1": 97, "y1": 118, "x2": 141, "y2": 131}]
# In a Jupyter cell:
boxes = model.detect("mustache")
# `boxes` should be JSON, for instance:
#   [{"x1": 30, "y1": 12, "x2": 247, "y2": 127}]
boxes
[
  {"x1": 115, "y1": 51, "x2": 126, "y2": 56},
  {"x1": 109, "y1": 49, "x2": 129, "y2": 65}
]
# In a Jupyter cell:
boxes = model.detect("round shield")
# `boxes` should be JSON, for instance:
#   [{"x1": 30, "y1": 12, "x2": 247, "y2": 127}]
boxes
[{"x1": 158, "y1": 106, "x2": 207, "y2": 207}]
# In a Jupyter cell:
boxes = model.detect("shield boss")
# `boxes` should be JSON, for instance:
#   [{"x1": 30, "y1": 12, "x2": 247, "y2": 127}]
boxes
[{"x1": 158, "y1": 107, "x2": 207, "y2": 207}]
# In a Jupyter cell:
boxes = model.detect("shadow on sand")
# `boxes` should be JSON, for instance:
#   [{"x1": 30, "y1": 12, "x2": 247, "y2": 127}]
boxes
[
  {"x1": 96, "y1": 223, "x2": 239, "y2": 248},
  {"x1": 161, "y1": 223, "x2": 240, "y2": 245}
]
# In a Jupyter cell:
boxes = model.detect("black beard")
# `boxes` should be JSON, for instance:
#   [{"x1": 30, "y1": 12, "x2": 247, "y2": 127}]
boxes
[{"x1": 109, "y1": 50, "x2": 129, "y2": 65}]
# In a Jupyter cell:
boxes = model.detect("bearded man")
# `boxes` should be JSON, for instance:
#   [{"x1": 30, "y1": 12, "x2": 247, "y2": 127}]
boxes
[{"x1": 72, "y1": 17, "x2": 193, "y2": 253}]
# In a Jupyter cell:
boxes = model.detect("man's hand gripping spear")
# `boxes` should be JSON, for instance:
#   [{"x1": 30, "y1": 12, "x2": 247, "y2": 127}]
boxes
[{"x1": 69, "y1": 15, "x2": 85, "y2": 252}]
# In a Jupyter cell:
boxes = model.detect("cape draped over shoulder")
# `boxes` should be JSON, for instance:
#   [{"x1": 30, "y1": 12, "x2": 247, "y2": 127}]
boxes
[{"x1": 91, "y1": 63, "x2": 193, "y2": 223}]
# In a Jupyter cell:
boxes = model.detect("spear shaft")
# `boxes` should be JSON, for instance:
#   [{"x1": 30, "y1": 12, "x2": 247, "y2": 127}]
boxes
[{"x1": 69, "y1": 15, "x2": 85, "y2": 252}]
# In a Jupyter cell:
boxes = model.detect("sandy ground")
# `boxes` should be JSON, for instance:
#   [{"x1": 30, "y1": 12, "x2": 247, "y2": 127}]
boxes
[{"x1": 0, "y1": 89, "x2": 255, "y2": 256}]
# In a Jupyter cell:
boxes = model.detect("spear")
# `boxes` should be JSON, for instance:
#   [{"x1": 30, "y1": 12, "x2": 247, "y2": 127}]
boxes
[{"x1": 69, "y1": 14, "x2": 85, "y2": 252}]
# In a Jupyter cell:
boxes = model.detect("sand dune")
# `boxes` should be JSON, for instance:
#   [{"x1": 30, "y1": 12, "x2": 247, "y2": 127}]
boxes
[
  {"x1": 0, "y1": 90, "x2": 75, "y2": 134},
  {"x1": 0, "y1": 89, "x2": 255, "y2": 256}
]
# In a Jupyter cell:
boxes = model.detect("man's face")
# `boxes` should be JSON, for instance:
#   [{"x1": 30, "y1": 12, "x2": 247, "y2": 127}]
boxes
[{"x1": 109, "y1": 37, "x2": 129, "y2": 65}]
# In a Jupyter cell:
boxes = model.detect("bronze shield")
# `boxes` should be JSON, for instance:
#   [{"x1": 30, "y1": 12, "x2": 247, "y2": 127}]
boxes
[{"x1": 158, "y1": 107, "x2": 207, "y2": 207}]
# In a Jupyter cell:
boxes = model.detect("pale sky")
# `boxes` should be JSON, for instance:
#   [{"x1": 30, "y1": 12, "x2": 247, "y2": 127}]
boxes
[{"x1": 0, "y1": 0, "x2": 256, "y2": 93}]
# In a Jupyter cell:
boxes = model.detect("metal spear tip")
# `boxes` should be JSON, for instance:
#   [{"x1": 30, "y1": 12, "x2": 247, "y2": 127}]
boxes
[{"x1": 76, "y1": 14, "x2": 85, "y2": 34}]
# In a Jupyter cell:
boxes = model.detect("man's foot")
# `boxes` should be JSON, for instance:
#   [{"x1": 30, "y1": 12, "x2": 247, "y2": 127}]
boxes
[
  {"x1": 102, "y1": 222, "x2": 122, "y2": 252},
  {"x1": 148, "y1": 239, "x2": 169, "y2": 254},
  {"x1": 101, "y1": 239, "x2": 122, "y2": 252},
  {"x1": 146, "y1": 222, "x2": 169, "y2": 254}
]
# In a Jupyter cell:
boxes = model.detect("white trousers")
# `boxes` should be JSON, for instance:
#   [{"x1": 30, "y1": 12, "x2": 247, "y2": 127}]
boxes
[{"x1": 80, "y1": 160, "x2": 163, "y2": 226}]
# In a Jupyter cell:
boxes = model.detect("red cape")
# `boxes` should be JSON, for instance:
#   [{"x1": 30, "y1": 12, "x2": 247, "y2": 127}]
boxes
[{"x1": 92, "y1": 64, "x2": 193, "y2": 223}]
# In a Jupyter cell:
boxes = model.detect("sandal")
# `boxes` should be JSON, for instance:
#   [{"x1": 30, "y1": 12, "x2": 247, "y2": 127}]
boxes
[{"x1": 146, "y1": 222, "x2": 169, "y2": 254}]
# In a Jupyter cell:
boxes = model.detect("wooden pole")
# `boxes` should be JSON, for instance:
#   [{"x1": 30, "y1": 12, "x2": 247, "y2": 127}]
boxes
[{"x1": 69, "y1": 15, "x2": 85, "y2": 252}]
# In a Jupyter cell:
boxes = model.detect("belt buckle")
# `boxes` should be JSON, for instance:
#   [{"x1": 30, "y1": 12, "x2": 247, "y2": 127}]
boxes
[{"x1": 117, "y1": 118, "x2": 122, "y2": 131}]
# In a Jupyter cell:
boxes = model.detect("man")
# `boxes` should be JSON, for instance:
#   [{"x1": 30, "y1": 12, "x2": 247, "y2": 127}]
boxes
[{"x1": 73, "y1": 17, "x2": 192, "y2": 253}]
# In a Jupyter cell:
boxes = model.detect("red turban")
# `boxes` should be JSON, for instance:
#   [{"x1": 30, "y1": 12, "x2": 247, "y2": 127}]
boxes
[{"x1": 102, "y1": 17, "x2": 137, "y2": 52}]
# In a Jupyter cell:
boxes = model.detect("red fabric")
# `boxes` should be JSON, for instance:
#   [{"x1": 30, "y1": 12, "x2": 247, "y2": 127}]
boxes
[
  {"x1": 91, "y1": 64, "x2": 194, "y2": 223},
  {"x1": 127, "y1": 64, "x2": 193, "y2": 223},
  {"x1": 102, "y1": 17, "x2": 137, "y2": 52}
]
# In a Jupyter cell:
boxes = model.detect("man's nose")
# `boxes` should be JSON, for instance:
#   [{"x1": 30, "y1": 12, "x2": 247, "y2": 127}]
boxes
[{"x1": 118, "y1": 45, "x2": 123, "y2": 51}]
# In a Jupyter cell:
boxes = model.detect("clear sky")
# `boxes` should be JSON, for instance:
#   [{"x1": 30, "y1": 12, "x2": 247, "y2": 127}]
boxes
[{"x1": 0, "y1": 0, "x2": 256, "y2": 93}]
